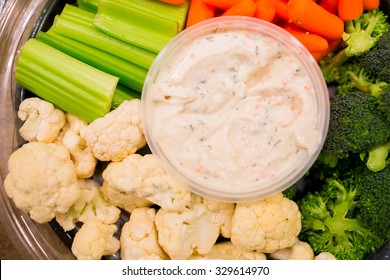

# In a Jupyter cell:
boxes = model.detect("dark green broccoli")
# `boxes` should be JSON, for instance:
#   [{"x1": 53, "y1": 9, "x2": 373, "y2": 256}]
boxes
[
  {"x1": 354, "y1": 166, "x2": 390, "y2": 241},
  {"x1": 358, "y1": 29, "x2": 390, "y2": 83},
  {"x1": 320, "y1": 9, "x2": 389, "y2": 83},
  {"x1": 329, "y1": 57, "x2": 390, "y2": 172},
  {"x1": 336, "y1": 79, "x2": 390, "y2": 172},
  {"x1": 298, "y1": 164, "x2": 390, "y2": 260},
  {"x1": 282, "y1": 183, "x2": 298, "y2": 200},
  {"x1": 377, "y1": 82, "x2": 390, "y2": 121},
  {"x1": 336, "y1": 61, "x2": 389, "y2": 97},
  {"x1": 319, "y1": 90, "x2": 390, "y2": 166}
]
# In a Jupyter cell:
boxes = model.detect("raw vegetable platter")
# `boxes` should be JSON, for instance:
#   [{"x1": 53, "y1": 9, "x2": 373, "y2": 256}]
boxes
[{"x1": 0, "y1": 0, "x2": 390, "y2": 260}]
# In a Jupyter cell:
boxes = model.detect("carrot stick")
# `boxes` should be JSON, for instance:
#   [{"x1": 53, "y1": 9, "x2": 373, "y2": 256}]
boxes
[
  {"x1": 310, "y1": 38, "x2": 342, "y2": 61},
  {"x1": 222, "y1": 0, "x2": 257, "y2": 16},
  {"x1": 270, "y1": 0, "x2": 289, "y2": 21},
  {"x1": 254, "y1": 0, "x2": 276, "y2": 22},
  {"x1": 158, "y1": 0, "x2": 187, "y2": 4},
  {"x1": 283, "y1": 23, "x2": 329, "y2": 52},
  {"x1": 318, "y1": 0, "x2": 339, "y2": 14},
  {"x1": 201, "y1": 0, "x2": 241, "y2": 10},
  {"x1": 287, "y1": 0, "x2": 344, "y2": 41},
  {"x1": 363, "y1": 0, "x2": 380, "y2": 10},
  {"x1": 338, "y1": 0, "x2": 363, "y2": 21},
  {"x1": 186, "y1": 0, "x2": 215, "y2": 28}
]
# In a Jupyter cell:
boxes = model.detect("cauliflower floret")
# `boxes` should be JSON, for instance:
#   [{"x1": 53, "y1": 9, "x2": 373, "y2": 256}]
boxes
[
  {"x1": 85, "y1": 99, "x2": 146, "y2": 162},
  {"x1": 190, "y1": 241, "x2": 267, "y2": 260},
  {"x1": 18, "y1": 97, "x2": 65, "y2": 143},
  {"x1": 155, "y1": 193, "x2": 235, "y2": 260},
  {"x1": 120, "y1": 207, "x2": 168, "y2": 260},
  {"x1": 56, "y1": 179, "x2": 121, "y2": 231},
  {"x1": 231, "y1": 193, "x2": 301, "y2": 254},
  {"x1": 60, "y1": 113, "x2": 97, "y2": 178},
  {"x1": 270, "y1": 240, "x2": 314, "y2": 260},
  {"x1": 101, "y1": 182, "x2": 153, "y2": 213},
  {"x1": 314, "y1": 252, "x2": 337, "y2": 260},
  {"x1": 102, "y1": 153, "x2": 191, "y2": 211},
  {"x1": 71, "y1": 219, "x2": 120, "y2": 260},
  {"x1": 4, "y1": 142, "x2": 80, "y2": 223}
]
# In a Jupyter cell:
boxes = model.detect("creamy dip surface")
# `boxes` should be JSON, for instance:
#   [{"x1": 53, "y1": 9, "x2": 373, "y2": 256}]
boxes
[{"x1": 145, "y1": 25, "x2": 323, "y2": 194}]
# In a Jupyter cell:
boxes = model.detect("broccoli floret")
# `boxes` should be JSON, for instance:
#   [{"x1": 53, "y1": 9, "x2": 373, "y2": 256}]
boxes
[
  {"x1": 320, "y1": 90, "x2": 390, "y2": 165},
  {"x1": 298, "y1": 164, "x2": 390, "y2": 259},
  {"x1": 343, "y1": 9, "x2": 389, "y2": 56},
  {"x1": 356, "y1": 85, "x2": 390, "y2": 172},
  {"x1": 319, "y1": 47, "x2": 349, "y2": 84},
  {"x1": 320, "y1": 9, "x2": 389, "y2": 83},
  {"x1": 358, "y1": 30, "x2": 390, "y2": 83},
  {"x1": 355, "y1": 166, "x2": 390, "y2": 241},
  {"x1": 337, "y1": 62, "x2": 389, "y2": 97}
]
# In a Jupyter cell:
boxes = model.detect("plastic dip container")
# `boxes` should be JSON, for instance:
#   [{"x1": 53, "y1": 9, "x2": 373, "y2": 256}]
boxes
[{"x1": 142, "y1": 17, "x2": 330, "y2": 202}]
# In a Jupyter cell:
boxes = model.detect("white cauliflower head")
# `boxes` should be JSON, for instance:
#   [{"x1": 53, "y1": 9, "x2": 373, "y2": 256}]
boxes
[
  {"x1": 18, "y1": 97, "x2": 65, "y2": 143},
  {"x1": 231, "y1": 193, "x2": 301, "y2": 254},
  {"x1": 102, "y1": 153, "x2": 191, "y2": 211},
  {"x1": 190, "y1": 241, "x2": 267, "y2": 260},
  {"x1": 71, "y1": 219, "x2": 120, "y2": 260},
  {"x1": 120, "y1": 207, "x2": 168, "y2": 260},
  {"x1": 60, "y1": 113, "x2": 97, "y2": 178},
  {"x1": 56, "y1": 179, "x2": 121, "y2": 232},
  {"x1": 85, "y1": 99, "x2": 146, "y2": 162},
  {"x1": 270, "y1": 240, "x2": 315, "y2": 260},
  {"x1": 155, "y1": 194, "x2": 235, "y2": 260},
  {"x1": 4, "y1": 142, "x2": 80, "y2": 223}
]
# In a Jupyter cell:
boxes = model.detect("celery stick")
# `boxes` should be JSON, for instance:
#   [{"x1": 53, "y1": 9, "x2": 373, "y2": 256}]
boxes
[
  {"x1": 104, "y1": 0, "x2": 190, "y2": 31},
  {"x1": 53, "y1": 4, "x2": 156, "y2": 69},
  {"x1": 94, "y1": 0, "x2": 179, "y2": 53},
  {"x1": 77, "y1": 0, "x2": 99, "y2": 13},
  {"x1": 37, "y1": 31, "x2": 146, "y2": 92},
  {"x1": 16, "y1": 39, "x2": 118, "y2": 123},
  {"x1": 96, "y1": 0, "x2": 179, "y2": 36},
  {"x1": 112, "y1": 84, "x2": 140, "y2": 109}
]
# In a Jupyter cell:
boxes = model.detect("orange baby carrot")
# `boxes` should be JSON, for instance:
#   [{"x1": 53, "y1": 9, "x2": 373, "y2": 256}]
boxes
[
  {"x1": 310, "y1": 38, "x2": 342, "y2": 61},
  {"x1": 254, "y1": 0, "x2": 276, "y2": 22},
  {"x1": 318, "y1": 0, "x2": 339, "y2": 14},
  {"x1": 201, "y1": 0, "x2": 241, "y2": 10},
  {"x1": 270, "y1": 0, "x2": 289, "y2": 21},
  {"x1": 363, "y1": 0, "x2": 380, "y2": 10},
  {"x1": 338, "y1": 0, "x2": 363, "y2": 21},
  {"x1": 222, "y1": 0, "x2": 257, "y2": 16},
  {"x1": 287, "y1": 0, "x2": 344, "y2": 41},
  {"x1": 186, "y1": 0, "x2": 215, "y2": 28},
  {"x1": 158, "y1": 0, "x2": 187, "y2": 4},
  {"x1": 283, "y1": 24, "x2": 329, "y2": 52}
]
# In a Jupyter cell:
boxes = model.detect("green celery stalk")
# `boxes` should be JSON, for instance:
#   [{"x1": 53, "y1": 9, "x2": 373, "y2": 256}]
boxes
[
  {"x1": 112, "y1": 83, "x2": 140, "y2": 109},
  {"x1": 37, "y1": 31, "x2": 147, "y2": 92},
  {"x1": 105, "y1": 0, "x2": 190, "y2": 31},
  {"x1": 16, "y1": 38, "x2": 118, "y2": 123},
  {"x1": 94, "y1": 0, "x2": 180, "y2": 53},
  {"x1": 52, "y1": 4, "x2": 156, "y2": 69},
  {"x1": 77, "y1": 0, "x2": 99, "y2": 13}
]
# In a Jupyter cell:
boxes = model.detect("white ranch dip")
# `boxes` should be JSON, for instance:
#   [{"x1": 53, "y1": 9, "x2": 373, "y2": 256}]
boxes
[{"x1": 143, "y1": 19, "x2": 325, "y2": 197}]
